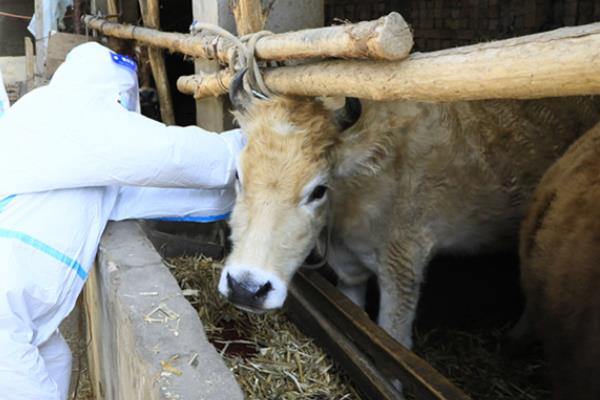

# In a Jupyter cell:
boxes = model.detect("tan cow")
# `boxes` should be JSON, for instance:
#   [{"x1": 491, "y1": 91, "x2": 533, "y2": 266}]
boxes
[
  {"x1": 511, "y1": 121, "x2": 600, "y2": 400},
  {"x1": 218, "y1": 74, "x2": 600, "y2": 347}
]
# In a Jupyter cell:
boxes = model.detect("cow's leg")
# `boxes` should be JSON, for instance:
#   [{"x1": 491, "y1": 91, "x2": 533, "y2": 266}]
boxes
[
  {"x1": 377, "y1": 232, "x2": 434, "y2": 349},
  {"x1": 505, "y1": 301, "x2": 537, "y2": 356}
]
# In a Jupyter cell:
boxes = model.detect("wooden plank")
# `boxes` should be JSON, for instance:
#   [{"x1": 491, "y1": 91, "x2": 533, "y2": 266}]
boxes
[
  {"x1": 143, "y1": 229, "x2": 224, "y2": 260},
  {"x1": 287, "y1": 270, "x2": 471, "y2": 400}
]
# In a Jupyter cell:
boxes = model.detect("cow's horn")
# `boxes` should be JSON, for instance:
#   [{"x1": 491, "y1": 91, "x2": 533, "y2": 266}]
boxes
[{"x1": 229, "y1": 68, "x2": 251, "y2": 111}]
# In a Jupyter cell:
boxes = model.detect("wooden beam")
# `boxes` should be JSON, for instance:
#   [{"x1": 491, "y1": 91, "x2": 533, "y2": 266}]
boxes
[
  {"x1": 191, "y1": 0, "x2": 232, "y2": 131},
  {"x1": 34, "y1": 0, "x2": 45, "y2": 78},
  {"x1": 230, "y1": 0, "x2": 265, "y2": 35},
  {"x1": 138, "y1": 0, "x2": 176, "y2": 125},
  {"x1": 83, "y1": 12, "x2": 413, "y2": 63},
  {"x1": 177, "y1": 22, "x2": 600, "y2": 102},
  {"x1": 107, "y1": 0, "x2": 119, "y2": 16}
]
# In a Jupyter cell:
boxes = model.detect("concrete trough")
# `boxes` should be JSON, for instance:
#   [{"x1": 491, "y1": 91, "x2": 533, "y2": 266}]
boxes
[{"x1": 83, "y1": 220, "x2": 243, "y2": 400}]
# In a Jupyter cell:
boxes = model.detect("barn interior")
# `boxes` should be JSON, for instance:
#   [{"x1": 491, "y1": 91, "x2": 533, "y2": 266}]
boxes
[{"x1": 2, "y1": 0, "x2": 599, "y2": 399}]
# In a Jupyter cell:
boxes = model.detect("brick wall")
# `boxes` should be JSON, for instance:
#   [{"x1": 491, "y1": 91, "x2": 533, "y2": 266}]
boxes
[{"x1": 325, "y1": 0, "x2": 600, "y2": 51}]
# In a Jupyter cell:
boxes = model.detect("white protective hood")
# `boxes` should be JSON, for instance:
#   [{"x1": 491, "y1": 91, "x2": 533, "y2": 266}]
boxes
[{"x1": 51, "y1": 41, "x2": 140, "y2": 112}]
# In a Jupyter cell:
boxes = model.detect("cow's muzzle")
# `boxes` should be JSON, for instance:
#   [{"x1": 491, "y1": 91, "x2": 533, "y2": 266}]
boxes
[{"x1": 218, "y1": 264, "x2": 288, "y2": 311}]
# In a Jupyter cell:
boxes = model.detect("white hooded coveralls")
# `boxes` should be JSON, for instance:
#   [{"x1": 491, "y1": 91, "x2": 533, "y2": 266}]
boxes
[
  {"x1": 0, "y1": 67, "x2": 9, "y2": 118},
  {"x1": 0, "y1": 43, "x2": 244, "y2": 399}
]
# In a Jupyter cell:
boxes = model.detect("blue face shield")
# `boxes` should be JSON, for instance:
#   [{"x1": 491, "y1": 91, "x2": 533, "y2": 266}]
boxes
[{"x1": 110, "y1": 52, "x2": 140, "y2": 113}]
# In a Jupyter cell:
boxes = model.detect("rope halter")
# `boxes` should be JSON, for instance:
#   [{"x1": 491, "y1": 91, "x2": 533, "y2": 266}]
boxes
[{"x1": 189, "y1": 21, "x2": 274, "y2": 99}]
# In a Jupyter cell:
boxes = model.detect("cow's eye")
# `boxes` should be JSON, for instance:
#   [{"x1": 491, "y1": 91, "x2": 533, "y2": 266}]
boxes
[{"x1": 308, "y1": 185, "x2": 328, "y2": 202}]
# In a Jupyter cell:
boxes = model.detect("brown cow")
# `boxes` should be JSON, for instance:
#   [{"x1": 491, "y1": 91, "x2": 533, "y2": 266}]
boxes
[
  {"x1": 219, "y1": 74, "x2": 600, "y2": 349},
  {"x1": 512, "y1": 121, "x2": 600, "y2": 400}
]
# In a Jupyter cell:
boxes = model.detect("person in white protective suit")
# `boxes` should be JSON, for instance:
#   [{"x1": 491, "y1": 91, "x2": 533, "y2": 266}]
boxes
[
  {"x1": 0, "y1": 42, "x2": 245, "y2": 400},
  {"x1": 0, "y1": 67, "x2": 9, "y2": 118}
]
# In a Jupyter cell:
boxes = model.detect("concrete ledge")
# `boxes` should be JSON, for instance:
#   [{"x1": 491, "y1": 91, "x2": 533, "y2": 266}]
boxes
[{"x1": 84, "y1": 220, "x2": 243, "y2": 400}]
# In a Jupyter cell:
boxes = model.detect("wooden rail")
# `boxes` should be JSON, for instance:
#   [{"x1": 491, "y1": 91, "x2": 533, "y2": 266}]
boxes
[
  {"x1": 83, "y1": 12, "x2": 413, "y2": 64},
  {"x1": 286, "y1": 269, "x2": 471, "y2": 400},
  {"x1": 177, "y1": 22, "x2": 600, "y2": 101}
]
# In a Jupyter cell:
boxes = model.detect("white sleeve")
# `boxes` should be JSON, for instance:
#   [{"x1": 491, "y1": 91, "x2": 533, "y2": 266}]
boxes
[
  {"x1": 0, "y1": 95, "x2": 245, "y2": 194},
  {"x1": 109, "y1": 186, "x2": 235, "y2": 222},
  {"x1": 0, "y1": 68, "x2": 9, "y2": 117}
]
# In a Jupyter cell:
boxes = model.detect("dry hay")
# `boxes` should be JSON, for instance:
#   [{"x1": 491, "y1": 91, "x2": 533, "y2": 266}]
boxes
[
  {"x1": 168, "y1": 255, "x2": 549, "y2": 400},
  {"x1": 167, "y1": 255, "x2": 359, "y2": 400}
]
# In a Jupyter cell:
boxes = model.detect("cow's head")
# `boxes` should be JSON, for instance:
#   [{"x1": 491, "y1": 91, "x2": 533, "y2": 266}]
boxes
[{"x1": 217, "y1": 71, "x2": 362, "y2": 312}]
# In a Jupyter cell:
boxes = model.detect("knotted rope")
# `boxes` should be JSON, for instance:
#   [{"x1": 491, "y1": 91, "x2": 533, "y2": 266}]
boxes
[{"x1": 189, "y1": 21, "x2": 274, "y2": 98}]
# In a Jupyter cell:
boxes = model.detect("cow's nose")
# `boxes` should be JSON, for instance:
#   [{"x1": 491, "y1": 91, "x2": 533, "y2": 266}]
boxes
[{"x1": 226, "y1": 273, "x2": 273, "y2": 310}]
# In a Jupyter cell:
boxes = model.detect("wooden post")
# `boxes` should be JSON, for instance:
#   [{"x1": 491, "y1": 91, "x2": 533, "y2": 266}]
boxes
[
  {"x1": 73, "y1": 0, "x2": 82, "y2": 34},
  {"x1": 34, "y1": 0, "x2": 45, "y2": 80},
  {"x1": 25, "y1": 37, "x2": 35, "y2": 92},
  {"x1": 230, "y1": 0, "x2": 265, "y2": 35},
  {"x1": 107, "y1": 0, "x2": 119, "y2": 16},
  {"x1": 191, "y1": 0, "x2": 236, "y2": 131},
  {"x1": 190, "y1": 0, "x2": 324, "y2": 130},
  {"x1": 139, "y1": 0, "x2": 175, "y2": 125}
]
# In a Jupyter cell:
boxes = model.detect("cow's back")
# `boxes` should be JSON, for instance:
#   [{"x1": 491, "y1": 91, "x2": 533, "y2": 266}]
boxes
[
  {"x1": 519, "y1": 121, "x2": 600, "y2": 400},
  {"x1": 333, "y1": 96, "x2": 600, "y2": 256},
  {"x1": 449, "y1": 97, "x2": 600, "y2": 208}
]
